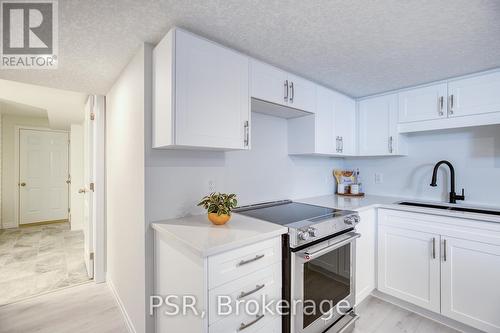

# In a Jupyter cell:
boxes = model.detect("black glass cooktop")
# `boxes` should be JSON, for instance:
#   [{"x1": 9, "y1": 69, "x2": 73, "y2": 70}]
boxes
[{"x1": 234, "y1": 201, "x2": 343, "y2": 226}]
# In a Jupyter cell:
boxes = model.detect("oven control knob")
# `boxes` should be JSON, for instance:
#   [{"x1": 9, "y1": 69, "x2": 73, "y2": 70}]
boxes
[
  {"x1": 298, "y1": 230, "x2": 310, "y2": 241},
  {"x1": 307, "y1": 227, "x2": 317, "y2": 237},
  {"x1": 344, "y1": 216, "x2": 354, "y2": 225}
]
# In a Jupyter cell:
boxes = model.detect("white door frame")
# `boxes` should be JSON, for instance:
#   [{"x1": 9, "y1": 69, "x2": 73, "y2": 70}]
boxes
[
  {"x1": 89, "y1": 95, "x2": 106, "y2": 283},
  {"x1": 14, "y1": 126, "x2": 69, "y2": 228}
]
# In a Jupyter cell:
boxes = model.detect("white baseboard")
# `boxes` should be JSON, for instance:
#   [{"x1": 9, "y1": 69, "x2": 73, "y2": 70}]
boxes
[
  {"x1": 1, "y1": 220, "x2": 18, "y2": 229},
  {"x1": 355, "y1": 287, "x2": 374, "y2": 307},
  {"x1": 108, "y1": 278, "x2": 137, "y2": 333}
]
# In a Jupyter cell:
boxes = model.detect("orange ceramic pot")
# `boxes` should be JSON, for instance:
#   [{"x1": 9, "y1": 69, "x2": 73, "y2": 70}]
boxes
[{"x1": 208, "y1": 213, "x2": 231, "y2": 225}]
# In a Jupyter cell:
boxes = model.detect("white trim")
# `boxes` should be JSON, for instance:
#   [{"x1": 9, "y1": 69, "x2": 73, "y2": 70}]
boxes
[
  {"x1": 108, "y1": 278, "x2": 136, "y2": 333},
  {"x1": 13, "y1": 126, "x2": 69, "y2": 228},
  {"x1": 92, "y1": 95, "x2": 107, "y2": 283}
]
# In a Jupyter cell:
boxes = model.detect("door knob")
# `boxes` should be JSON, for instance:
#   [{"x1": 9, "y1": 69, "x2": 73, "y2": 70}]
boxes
[
  {"x1": 78, "y1": 188, "x2": 87, "y2": 193},
  {"x1": 20, "y1": 182, "x2": 26, "y2": 187}
]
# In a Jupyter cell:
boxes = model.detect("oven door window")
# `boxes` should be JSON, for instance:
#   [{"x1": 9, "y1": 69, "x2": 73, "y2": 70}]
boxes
[{"x1": 303, "y1": 243, "x2": 351, "y2": 329}]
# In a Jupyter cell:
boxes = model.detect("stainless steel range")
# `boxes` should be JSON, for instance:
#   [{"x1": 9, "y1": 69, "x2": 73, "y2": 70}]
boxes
[{"x1": 234, "y1": 200, "x2": 361, "y2": 333}]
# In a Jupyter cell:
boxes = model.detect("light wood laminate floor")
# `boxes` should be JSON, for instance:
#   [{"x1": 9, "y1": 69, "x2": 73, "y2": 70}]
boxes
[
  {"x1": 354, "y1": 296, "x2": 460, "y2": 333},
  {"x1": 0, "y1": 282, "x2": 128, "y2": 333}
]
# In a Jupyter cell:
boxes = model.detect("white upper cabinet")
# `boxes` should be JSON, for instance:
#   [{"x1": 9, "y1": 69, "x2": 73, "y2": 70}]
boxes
[
  {"x1": 288, "y1": 85, "x2": 355, "y2": 155},
  {"x1": 250, "y1": 60, "x2": 288, "y2": 107},
  {"x1": 153, "y1": 28, "x2": 250, "y2": 150},
  {"x1": 398, "y1": 83, "x2": 448, "y2": 123},
  {"x1": 334, "y1": 92, "x2": 357, "y2": 155},
  {"x1": 286, "y1": 73, "x2": 316, "y2": 113},
  {"x1": 358, "y1": 94, "x2": 404, "y2": 156},
  {"x1": 448, "y1": 71, "x2": 500, "y2": 117},
  {"x1": 250, "y1": 59, "x2": 316, "y2": 113}
]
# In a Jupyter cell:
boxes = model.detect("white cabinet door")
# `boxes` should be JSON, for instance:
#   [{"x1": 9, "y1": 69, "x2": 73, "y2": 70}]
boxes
[
  {"x1": 175, "y1": 30, "x2": 250, "y2": 149},
  {"x1": 378, "y1": 224, "x2": 440, "y2": 312},
  {"x1": 250, "y1": 59, "x2": 288, "y2": 107},
  {"x1": 314, "y1": 86, "x2": 336, "y2": 154},
  {"x1": 333, "y1": 92, "x2": 356, "y2": 155},
  {"x1": 355, "y1": 209, "x2": 376, "y2": 305},
  {"x1": 398, "y1": 83, "x2": 448, "y2": 123},
  {"x1": 448, "y1": 71, "x2": 500, "y2": 117},
  {"x1": 358, "y1": 94, "x2": 398, "y2": 156},
  {"x1": 287, "y1": 74, "x2": 316, "y2": 113},
  {"x1": 441, "y1": 237, "x2": 500, "y2": 332}
]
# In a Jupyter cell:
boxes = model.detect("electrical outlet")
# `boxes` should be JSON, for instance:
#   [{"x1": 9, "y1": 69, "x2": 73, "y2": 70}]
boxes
[
  {"x1": 374, "y1": 173, "x2": 383, "y2": 184},
  {"x1": 208, "y1": 180, "x2": 216, "y2": 192}
]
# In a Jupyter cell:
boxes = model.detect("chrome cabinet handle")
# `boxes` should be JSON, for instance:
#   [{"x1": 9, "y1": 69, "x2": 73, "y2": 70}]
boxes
[
  {"x1": 443, "y1": 239, "x2": 447, "y2": 261},
  {"x1": 340, "y1": 136, "x2": 343, "y2": 153},
  {"x1": 243, "y1": 121, "x2": 249, "y2": 147},
  {"x1": 439, "y1": 96, "x2": 444, "y2": 116},
  {"x1": 388, "y1": 136, "x2": 394, "y2": 154},
  {"x1": 238, "y1": 254, "x2": 265, "y2": 267},
  {"x1": 238, "y1": 314, "x2": 264, "y2": 331},
  {"x1": 289, "y1": 81, "x2": 294, "y2": 103},
  {"x1": 284, "y1": 80, "x2": 289, "y2": 102},
  {"x1": 432, "y1": 237, "x2": 436, "y2": 259},
  {"x1": 336, "y1": 136, "x2": 341, "y2": 153},
  {"x1": 238, "y1": 284, "x2": 265, "y2": 299},
  {"x1": 449, "y1": 94, "x2": 454, "y2": 115}
]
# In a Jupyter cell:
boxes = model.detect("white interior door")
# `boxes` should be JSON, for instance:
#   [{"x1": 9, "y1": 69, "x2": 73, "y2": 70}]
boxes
[
  {"x1": 69, "y1": 124, "x2": 85, "y2": 231},
  {"x1": 19, "y1": 129, "x2": 69, "y2": 225},
  {"x1": 83, "y1": 98, "x2": 95, "y2": 278}
]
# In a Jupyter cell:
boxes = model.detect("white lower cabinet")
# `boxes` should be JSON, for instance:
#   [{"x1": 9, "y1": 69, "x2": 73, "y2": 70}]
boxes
[
  {"x1": 378, "y1": 225, "x2": 441, "y2": 312},
  {"x1": 355, "y1": 209, "x2": 376, "y2": 305},
  {"x1": 441, "y1": 237, "x2": 500, "y2": 332},
  {"x1": 155, "y1": 234, "x2": 282, "y2": 333},
  {"x1": 377, "y1": 209, "x2": 500, "y2": 333}
]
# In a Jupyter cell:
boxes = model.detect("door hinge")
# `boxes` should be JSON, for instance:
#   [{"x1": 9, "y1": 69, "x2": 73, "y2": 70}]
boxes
[
  {"x1": 90, "y1": 113, "x2": 95, "y2": 121},
  {"x1": 90, "y1": 183, "x2": 95, "y2": 192},
  {"x1": 90, "y1": 252, "x2": 94, "y2": 260},
  {"x1": 68, "y1": 207, "x2": 71, "y2": 213}
]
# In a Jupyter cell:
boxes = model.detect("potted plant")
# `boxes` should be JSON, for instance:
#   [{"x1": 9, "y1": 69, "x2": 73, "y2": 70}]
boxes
[{"x1": 197, "y1": 192, "x2": 238, "y2": 225}]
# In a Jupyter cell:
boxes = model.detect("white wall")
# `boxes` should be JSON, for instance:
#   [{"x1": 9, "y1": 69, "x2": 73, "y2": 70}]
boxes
[
  {"x1": 70, "y1": 123, "x2": 84, "y2": 231},
  {"x1": 146, "y1": 112, "x2": 343, "y2": 221},
  {"x1": 1, "y1": 114, "x2": 50, "y2": 228},
  {"x1": 106, "y1": 44, "x2": 150, "y2": 333},
  {"x1": 344, "y1": 125, "x2": 500, "y2": 206}
]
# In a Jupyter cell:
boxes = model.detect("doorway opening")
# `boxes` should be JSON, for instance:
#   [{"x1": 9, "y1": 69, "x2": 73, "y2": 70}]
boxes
[{"x1": 0, "y1": 92, "x2": 105, "y2": 305}]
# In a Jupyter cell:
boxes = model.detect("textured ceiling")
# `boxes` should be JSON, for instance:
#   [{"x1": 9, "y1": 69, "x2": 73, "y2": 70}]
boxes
[{"x1": 0, "y1": 0, "x2": 499, "y2": 97}]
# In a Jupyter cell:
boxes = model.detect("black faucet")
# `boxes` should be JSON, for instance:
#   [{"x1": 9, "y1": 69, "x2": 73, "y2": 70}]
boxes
[{"x1": 430, "y1": 160, "x2": 465, "y2": 204}]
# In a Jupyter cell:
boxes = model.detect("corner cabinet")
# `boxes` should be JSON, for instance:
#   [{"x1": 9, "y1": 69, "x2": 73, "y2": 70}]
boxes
[
  {"x1": 377, "y1": 209, "x2": 500, "y2": 333},
  {"x1": 288, "y1": 85, "x2": 356, "y2": 156},
  {"x1": 153, "y1": 28, "x2": 250, "y2": 150},
  {"x1": 358, "y1": 94, "x2": 407, "y2": 156}
]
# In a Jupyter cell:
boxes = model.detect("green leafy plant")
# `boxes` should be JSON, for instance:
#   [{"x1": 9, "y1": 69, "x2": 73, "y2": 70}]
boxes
[{"x1": 197, "y1": 192, "x2": 238, "y2": 216}]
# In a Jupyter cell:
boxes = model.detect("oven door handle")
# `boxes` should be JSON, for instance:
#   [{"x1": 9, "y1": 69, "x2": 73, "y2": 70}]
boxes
[{"x1": 299, "y1": 232, "x2": 360, "y2": 261}]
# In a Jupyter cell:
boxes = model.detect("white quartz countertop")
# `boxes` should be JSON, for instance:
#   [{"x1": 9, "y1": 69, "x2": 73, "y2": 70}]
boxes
[
  {"x1": 296, "y1": 194, "x2": 500, "y2": 223},
  {"x1": 152, "y1": 214, "x2": 287, "y2": 257}
]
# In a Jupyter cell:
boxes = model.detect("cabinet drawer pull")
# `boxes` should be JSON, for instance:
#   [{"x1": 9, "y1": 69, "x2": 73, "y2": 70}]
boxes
[
  {"x1": 238, "y1": 254, "x2": 265, "y2": 267},
  {"x1": 443, "y1": 239, "x2": 447, "y2": 262},
  {"x1": 238, "y1": 284, "x2": 265, "y2": 299},
  {"x1": 432, "y1": 237, "x2": 436, "y2": 259},
  {"x1": 238, "y1": 314, "x2": 264, "y2": 331},
  {"x1": 284, "y1": 80, "x2": 289, "y2": 102},
  {"x1": 438, "y1": 96, "x2": 444, "y2": 116},
  {"x1": 388, "y1": 136, "x2": 394, "y2": 154},
  {"x1": 243, "y1": 121, "x2": 249, "y2": 146}
]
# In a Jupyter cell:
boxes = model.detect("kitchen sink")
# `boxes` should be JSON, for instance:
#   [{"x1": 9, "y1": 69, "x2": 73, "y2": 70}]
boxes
[{"x1": 398, "y1": 201, "x2": 500, "y2": 216}]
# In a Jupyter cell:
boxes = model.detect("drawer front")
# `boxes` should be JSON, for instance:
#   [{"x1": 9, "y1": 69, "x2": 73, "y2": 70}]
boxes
[
  {"x1": 209, "y1": 262, "x2": 281, "y2": 325},
  {"x1": 209, "y1": 313, "x2": 281, "y2": 333},
  {"x1": 208, "y1": 237, "x2": 281, "y2": 289}
]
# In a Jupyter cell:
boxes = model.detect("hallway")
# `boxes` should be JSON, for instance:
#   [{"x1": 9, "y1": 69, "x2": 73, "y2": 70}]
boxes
[{"x1": 0, "y1": 222, "x2": 90, "y2": 305}]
